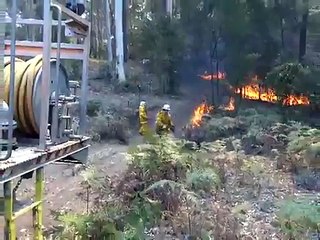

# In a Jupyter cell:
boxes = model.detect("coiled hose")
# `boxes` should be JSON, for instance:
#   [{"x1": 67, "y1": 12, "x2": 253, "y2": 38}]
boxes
[{"x1": 3, "y1": 55, "x2": 50, "y2": 136}]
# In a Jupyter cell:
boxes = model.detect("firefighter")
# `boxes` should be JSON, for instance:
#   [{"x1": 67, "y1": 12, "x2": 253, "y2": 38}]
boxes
[
  {"x1": 138, "y1": 101, "x2": 148, "y2": 136},
  {"x1": 155, "y1": 104, "x2": 175, "y2": 135}
]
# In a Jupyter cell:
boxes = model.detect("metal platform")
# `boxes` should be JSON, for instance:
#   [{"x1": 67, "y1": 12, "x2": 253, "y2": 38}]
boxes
[
  {"x1": 0, "y1": 0, "x2": 91, "y2": 238},
  {"x1": 4, "y1": 40, "x2": 85, "y2": 60},
  {"x1": 0, "y1": 137, "x2": 90, "y2": 184}
]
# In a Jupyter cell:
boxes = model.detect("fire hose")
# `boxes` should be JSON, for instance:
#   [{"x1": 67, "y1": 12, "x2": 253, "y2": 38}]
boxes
[{"x1": 2, "y1": 55, "x2": 66, "y2": 136}]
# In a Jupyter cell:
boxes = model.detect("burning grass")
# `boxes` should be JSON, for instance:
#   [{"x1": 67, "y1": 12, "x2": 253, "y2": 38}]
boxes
[
  {"x1": 190, "y1": 100, "x2": 214, "y2": 127},
  {"x1": 200, "y1": 73, "x2": 310, "y2": 106},
  {"x1": 235, "y1": 84, "x2": 310, "y2": 106},
  {"x1": 189, "y1": 97, "x2": 235, "y2": 129}
]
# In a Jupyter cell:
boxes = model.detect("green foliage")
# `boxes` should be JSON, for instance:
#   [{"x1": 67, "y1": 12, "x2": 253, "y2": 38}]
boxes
[
  {"x1": 286, "y1": 124, "x2": 320, "y2": 167},
  {"x1": 186, "y1": 168, "x2": 221, "y2": 193},
  {"x1": 54, "y1": 167, "x2": 162, "y2": 240},
  {"x1": 213, "y1": 0, "x2": 280, "y2": 86},
  {"x1": 56, "y1": 212, "x2": 123, "y2": 239},
  {"x1": 56, "y1": 136, "x2": 222, "y2": 239},
  {"x1": 287, "y1": 125, "x2": 320, "y2": 154},
  {"x1": 127, "y1": 136, "x2": 196, "y2": 183},
  {"x1": 204, "y1": 116, "x2": 239, "y2": 141},
  {"x1": 241, "y1": 159, "x2": 266, "y2": 178},
  {"x1": 238, "y1": 108, "x2": 282, "y2": 130},
  {"x1": 179, "y1": 0, "x2": 215, "y2": 55},
  {"x1": 277, "y1": 197, "x2": 320, "y2": 239},
  {"x1": 265, "y1": 63, "x2": 311, "y2": 97},
  {"x1": 62, "y1": 60, "x2": 82, "y2": 81},
  {"x1": 54, "y1": 200, "x2": 161, "y2": 240},
  {"x1": 87, "y1": 99, "x2": 103, "y2": 117},
  {"x1": 130, "y1": 16, "x2": 185, "y2": 94},
  {"x1": 198, "y1": 107, "x2": 282, "y2": 144}
]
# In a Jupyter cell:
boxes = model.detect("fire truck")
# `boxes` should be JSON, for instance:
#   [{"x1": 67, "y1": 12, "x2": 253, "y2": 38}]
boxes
[{"x1": 0, "y1": 0, "x2": 90, "y2": 239}]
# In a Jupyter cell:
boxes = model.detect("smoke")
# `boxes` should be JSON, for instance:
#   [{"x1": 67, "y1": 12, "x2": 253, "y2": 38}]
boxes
[{"x1": 177, "y1": 49, "x2": 229, "y2": 106}]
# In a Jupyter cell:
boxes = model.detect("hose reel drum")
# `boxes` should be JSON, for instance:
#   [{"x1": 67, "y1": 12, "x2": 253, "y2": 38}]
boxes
[{"x1": 3, "y1": 56, "x2": 80, "y2": 142}]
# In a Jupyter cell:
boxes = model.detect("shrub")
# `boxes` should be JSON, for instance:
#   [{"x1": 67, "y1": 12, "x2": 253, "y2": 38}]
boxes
[
  {"x1": 90, "y1": 113, "x2": 130, "y2": 144},
  {"x1": 87, "y1": 99, "x2": 103, "y2": 117},
  {"x1": 277, "y1": 197, "x2": 320, "y2": 240},
  {"x1": 126, "y1": 136, "x2": 198, "y2": 184},
  {"x1": 54, "y1": 137, "x2": 239, "y2": 239},
  {"x1": 186, "y1": 168, "x2": 221, "y2": 193},
  {"x1": 203, "y1": 116, "x2": 241, "y2": 141},
  {"x1": 238, "y1": 107, "x2": 282, "y2": 130},
  {"x1": 287, "y1": 126, "x2": 320, "y2": 154}
]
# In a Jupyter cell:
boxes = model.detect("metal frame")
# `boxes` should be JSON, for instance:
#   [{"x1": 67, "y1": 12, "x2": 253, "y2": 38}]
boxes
[
  {"x1": 0, "y1": 0, "x2": 16, "y2": 161},
  {"x1": 0, "y1": 0, "x2": 91, "y2": 239}
]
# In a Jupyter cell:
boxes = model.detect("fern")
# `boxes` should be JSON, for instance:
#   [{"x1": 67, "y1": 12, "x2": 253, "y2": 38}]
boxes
[
  {"x1": 56, "y1": 136, "x2": 220, "y2": 239},
  {"x1": 277, "y1": 197, "x2": 320, "y2": 239},
  {"x1": 127, "y1": 136, "x2": 198, "y2": 183},
  {"x1": 56, "y1": 212, "x2": 121, "y2": 239}
]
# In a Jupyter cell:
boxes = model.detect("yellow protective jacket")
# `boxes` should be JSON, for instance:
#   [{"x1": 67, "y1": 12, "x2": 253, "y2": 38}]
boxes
[
  {"x1": 139, "y1": 105, "x2": 148, "y2": 135},
  {"x1": 155, "y1": 110, "x2": 174, "y2": 135}
]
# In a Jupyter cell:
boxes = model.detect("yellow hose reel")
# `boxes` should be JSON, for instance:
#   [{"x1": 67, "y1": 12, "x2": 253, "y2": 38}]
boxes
[{"x1": 3, "y1": 55, "x2": 70, "y2": 136}]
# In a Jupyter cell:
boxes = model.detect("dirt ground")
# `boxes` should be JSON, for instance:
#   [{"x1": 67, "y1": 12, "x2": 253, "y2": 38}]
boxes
[{"x1": 0, "y1": 80, "x2": 207, "y2": 239}]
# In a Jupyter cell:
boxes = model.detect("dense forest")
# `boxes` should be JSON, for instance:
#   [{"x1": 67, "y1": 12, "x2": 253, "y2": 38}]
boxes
[
  {"x1": 8, "y1": 0, "x2": 320, "y2": 97},
  {"x1": 6, "y1": 0, "x2": 320, "y2": 239}
]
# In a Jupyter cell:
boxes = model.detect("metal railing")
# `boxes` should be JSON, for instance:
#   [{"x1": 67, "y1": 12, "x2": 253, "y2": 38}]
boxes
[
  {"x1": 1, "y1": 0, "x2": 90, "y2": 156},
  {"x1": 0, "y1": 0, "x2": 17, "y2": 160},
  {"x1": 51, "y1": 3, "x2": 62, "y2": 144}
]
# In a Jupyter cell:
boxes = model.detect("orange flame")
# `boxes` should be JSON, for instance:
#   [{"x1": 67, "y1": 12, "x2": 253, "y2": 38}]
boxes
[
  {"x1": 200, "y1": 72, "x2": 226, "y2": 80},
  {"x1": 283, "y1": 94, "x2": 310, "y2": 106},
  {"x1": 235, "y1": 84, "x2": 278, "y2": 102},
  {"x1": 200, "y1": 73, "x2": 310, "y2": 106},
  {"x1": 224, "y1": 97, "x2": 235, "y2": 111},
  {"x1": 235, "y1": 83, "x2": 310, "y2": 106},
  {"x1": 191, "y1": 101, "x2": 213, "y2": 127}
]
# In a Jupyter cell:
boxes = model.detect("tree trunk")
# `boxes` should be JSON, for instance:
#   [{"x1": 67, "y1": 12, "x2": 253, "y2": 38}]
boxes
[
  {"x1": 166, "y1": 0, "x2": 173, "y2": 17},
  {"x1": 115, "y1": 0, "x2": 126, "y2": 82},
  {"x1": 299, "y1": 0, "x2": 309, "y2": 62},
  {"x1": 106, "y1": 0, "x2": 113, "y2": 62},
  {"x1": 123, "y1": 0, "x2": 128, "y2": 62},
  {"x1": 90, "y1": 0, "x2": 97, "y2": 57}
]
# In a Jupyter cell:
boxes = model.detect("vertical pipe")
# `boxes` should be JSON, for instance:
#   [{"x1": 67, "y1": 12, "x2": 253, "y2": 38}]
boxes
[
  {"x1": 39, "y1": 0, "x2": 52, "y2": 150},
  {"x1": 34, "y1": 167, "x2": 44, "y2": 239},
  {"x1": 0, "y1": 0, "x2": 4, "y2": 102},
  {"x1": 4, "y1": 181, "x2": 15, "y2": 240},
  {"x1": 0, "y1": 0, "x2": 5, "y2": 153},
  {"x1": 79, "y1": 27, "x2": 91, "y2": 135},
  {"x1": 1, "y1": 0, "x2": 17, "y2": 160},
  {"x1": 51, "y1": 4, "x2": 62, "y2": 143}
]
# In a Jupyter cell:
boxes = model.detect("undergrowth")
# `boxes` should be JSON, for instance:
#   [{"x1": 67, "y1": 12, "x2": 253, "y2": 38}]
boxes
[
  {"x1": 52, "y1": 107, "x2": 320, "y2": 239},
  {"x1": 277, "y1": 196, "x2": 320, "y2": 240},
  {"x1": 52, "y1": 136, "x2": 225, "y2": 239}
]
